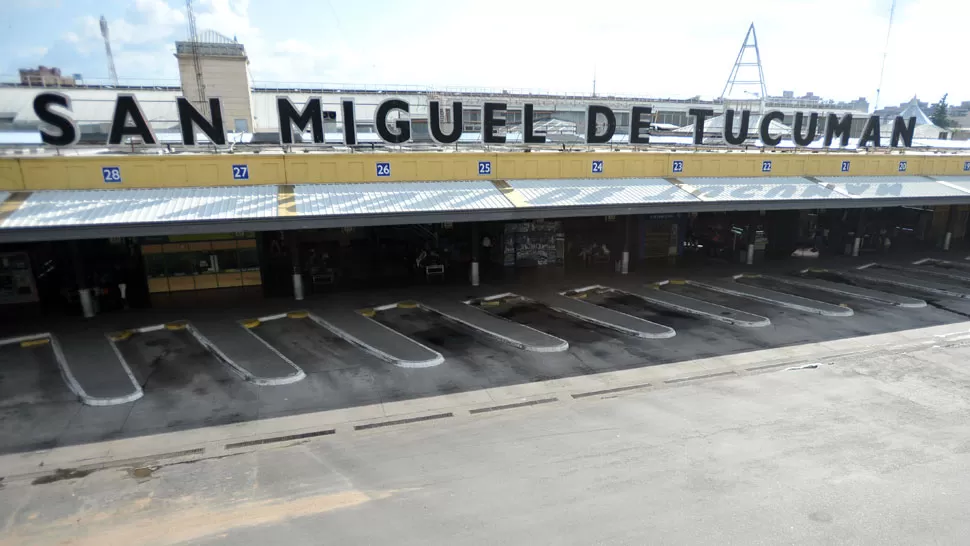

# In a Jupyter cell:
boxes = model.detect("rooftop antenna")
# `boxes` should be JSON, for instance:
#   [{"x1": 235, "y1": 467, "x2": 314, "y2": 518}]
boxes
[
  {"x1": 874, "y1": 0, "x2": 896, "y2": 112},
  {"x1": 185, "y1": 0, "x2": 208, "y2": 115},
  {"x1": 592, "y1": 64, "x2": 597, "y2": 98},
  {"x1": 720, "y1": 23, "x2": 767, "y2": 114},
  {"x1": 99, "y1": 16, "x2": 119, "y2": 86}
]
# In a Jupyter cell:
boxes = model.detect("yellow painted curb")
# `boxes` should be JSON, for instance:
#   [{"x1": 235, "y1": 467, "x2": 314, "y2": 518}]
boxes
[
  {"x1": 397, "y1": 301, "x2": 419, "y2": 309},
  {"x1": 287, "y1": 311, "x2": 309, "y2": 319},
  {"x1": 107, "y1": 330, "x2": 133, "y2": 342},
  {"x1": 241, "y1": 319, "x2": 261, "y2": 329},
  {"x1": 482, "y1": 300, "x2": 501, "y2": 307},
  {"x1": 359, "y1": 308, "x2": 376, "y2": 317},
  {"x1": 20, "y1": 338, "x2": 50, "y2": 348},
  {"x1": 165, "y1": 321, "x2": 188, "y2": 331},
  {"x1": 668, "y1": 279, "x2": 687, "y2": 285}
]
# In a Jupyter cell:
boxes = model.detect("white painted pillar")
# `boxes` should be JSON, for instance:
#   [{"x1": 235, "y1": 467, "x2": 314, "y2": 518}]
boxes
[
  {"x1": 852, "y1": 237, "x2": 862, "y2": 257},
  {"x1": 118, "y1": 283, "x2": 127, "y2": 300},
  {"x1": 746, "y1": 243, "x2": 755, "y2": 265},
  {"x1": 944, "y1": 232, "x2": 952, "y2": 251},
  {"x1": 470, "y1": 261, "x2": 480, "y2": 286},
  {"x1": 292, "y1": 273, "x2": 304, "y2": 301},
  {"x1": 621, "y1": 251, "x2": 630, "y2": 274},
  {"x1": 78, "y1": 288, "x2": 95, "y2": 318}
]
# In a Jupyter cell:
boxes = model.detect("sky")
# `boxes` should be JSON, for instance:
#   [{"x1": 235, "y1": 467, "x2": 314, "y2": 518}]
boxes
[{"x1": 1, "y1": 0, "x2": 967, "y2": 109}]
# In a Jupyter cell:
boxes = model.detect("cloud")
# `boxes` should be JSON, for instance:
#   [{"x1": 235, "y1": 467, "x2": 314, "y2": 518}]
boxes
[{"x1": 16, "y1": 46, "x2": 49, "y2": 58}]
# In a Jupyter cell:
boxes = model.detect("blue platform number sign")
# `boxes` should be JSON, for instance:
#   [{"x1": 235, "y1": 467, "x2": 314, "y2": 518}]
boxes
[
  {"x1": 761, "y1": 160, "x2": 772, "y2": 173},
  {"x1": 841, "y1": 160, "x2": 851, "y2": 173},
  {"x1": 964, "y1": 161, "x2": 970, "y2": 172},
  {"x1": 101, "y1": 166, "x2": 121, "y2": 183},
  {"x1": 478, "y1": 161, "x2": 491, "y2": 175},
  {"x1": 672, "y1": 160, "x2": 684, "y2": 173},
  {"x1": 898, "y1": 160, "x2": 907, "y2": 172},
  {"x1": 591, "y1": 160, "x2": 604, "y2": 174},
  {"x1": 376, "y1": 162, "x2": 391, "y2": 177},
  {"x1": 232, "y1": 164, "x2": 249, "y2": 180}
]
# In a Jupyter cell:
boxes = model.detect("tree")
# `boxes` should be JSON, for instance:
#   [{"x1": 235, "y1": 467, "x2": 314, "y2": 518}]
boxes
[{"x1": 931, "y1": 93, "x2": 952, "y2": 128}]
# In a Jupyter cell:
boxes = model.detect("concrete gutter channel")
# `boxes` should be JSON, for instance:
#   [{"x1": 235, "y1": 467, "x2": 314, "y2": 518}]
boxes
[
  {"x1": 840, "y1": 264, "x2": 970, "y2": 298},
  {"x1": 635, "y1": 280, "x2": 771, "y2": 327},
  {"x1": 0, "y1": 333, "x2": 142, "y2": 407},
  {"x1": 472, "y1": 291, "x2": 675, "y2": 340},
  {"x1": 692, "y1": 276, "x2": 854, "y2": 317}
]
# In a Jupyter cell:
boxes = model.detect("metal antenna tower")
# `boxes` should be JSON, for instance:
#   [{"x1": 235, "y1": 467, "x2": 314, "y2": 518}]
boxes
[
  {"x1": 720, "y1": 23, "x2": 767, "y2": 113},
  {"x1": 99, "y1": 16, "x2": 119, "y2": 86},
  {"x1": 874, "y1": 0, "x2": 897, "y2": 112},
  {"x1": 186, "y1": 0, "x2": 208, "y2": 115}
]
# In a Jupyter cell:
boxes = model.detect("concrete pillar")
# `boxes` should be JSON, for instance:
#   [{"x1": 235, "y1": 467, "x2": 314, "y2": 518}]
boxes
[
  {"x1": 470, "y1": 261, "x2": 480, "y2": 286},
  {"x1": 853, "y1": 209, "x2": 866, "y2": 257},
  {"x1": 944, "y1": 205, "x2": 958, "y2": 251},
  {"x1": 78, "y1": 288, "x2": 95, "y2": 318},
  {"x1": 471, "y1": 223, "x2": 480, "y2": 286},
  {"x1": 746, "y1": 244, "x2": 755, "y2": 265},
  {"x1": 621, "y1": 216, "x2": 631, "y2": 274},
  {"x1": 70, "y1": 240, "x2": 95, "y2": 318},
  {"x1": 287, "y1": 232, "x2": 303, "y2": 301}
]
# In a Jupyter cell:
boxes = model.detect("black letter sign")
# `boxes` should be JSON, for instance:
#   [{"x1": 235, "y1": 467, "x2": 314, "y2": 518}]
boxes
[
  {"x1": 32, "y1": 92, "x2": 78, "y2": 146},
  {"x1": 722, "y1": 109, "x2": 750, "y2": 145},
  {"x1": 277, "y1": 97, "x2": 324, "y2": 144},
  {"x1": 107, "y1": 94, "x2": 157, "y2": 145},
  {"x1": 483, "y1": 102, "x2": 507, "y2": 144},
  {"x1": 688, "y1": 108, "x2": 714, "y2": 145},
  {"x1": 375, "y1": 99, "x2": 411, "y2": 144},
  {"x1": 824, "y1": 113, "x2": 853, "y2": 147},
  {"x1": 630, "y1": 106, "x2": 652, "y2": 144},
  {"x1": 856, "y1": 115, "x2": 881, "y2": 148},
  {"x1": 429, "y1": 100, "x2": 463, "y2": 144},
  {"x1": 586, "y1": 105, "x2": 616, "y2": 144},
  {"x1": 758, "y1": 110, "x2": 785, "y2": 146},
  {"x1": 177, "y1": 97, "x2": 226, "y2": 145},
  {"x1": 342, "y1": 100, "x2": 357, "y2": 145},
  {"x1": 524, "y1": 103, "x2": 546, "y2": 144},
  {"x1": 891, "y1": 116, "x2": 916, "y2": 148},
  {"x1": 792, "y1": 112, "x2": 818, "y2": 146}
]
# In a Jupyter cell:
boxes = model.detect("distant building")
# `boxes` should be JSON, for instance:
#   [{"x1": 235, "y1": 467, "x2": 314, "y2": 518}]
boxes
[
  {"x1": 18, "y1": 66, "x2": 76, "y2": 87},
  {"x1": 175, "y1": 30, "x2": 253, "y2": 133}
]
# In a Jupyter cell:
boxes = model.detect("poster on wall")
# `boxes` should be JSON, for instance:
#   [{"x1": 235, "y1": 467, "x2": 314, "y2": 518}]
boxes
[{"x1": 0, "y1": 252, "x2": 39, "y2": 305}]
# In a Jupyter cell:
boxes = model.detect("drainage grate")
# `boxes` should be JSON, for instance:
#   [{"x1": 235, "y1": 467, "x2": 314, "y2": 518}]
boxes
[
  {"x1": 354, "y1": 412, "x2": 453, "y2": 431},
  {"x1": 665, "y1": 371, "x2": 737, "y2": 384},
  {"x1": 469, "y1": 397, "x2": 558, "y2": 414},
  {"x1": 225, "y1": 429, "x2": 335, "y2": 450},
  {"x1": 572, "y1": 383, "x2": 652, "y2": 399}
]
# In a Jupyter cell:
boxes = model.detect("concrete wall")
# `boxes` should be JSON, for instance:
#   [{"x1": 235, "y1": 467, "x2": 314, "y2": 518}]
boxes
[{"x1": 177, "y1": 55, "x2": 253, "y2": 133}]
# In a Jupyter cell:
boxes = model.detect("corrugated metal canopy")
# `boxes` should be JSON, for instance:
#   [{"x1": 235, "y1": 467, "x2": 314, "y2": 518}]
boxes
[
  {"x1": 506, "y1": 178, "x2": 699, "y2": 207},
  {"x1": 1, "y1": 186, "x2": 277, "y2": 228},
  {"x1": 815, "y1": 176, "x2": 970, "y2": 199},
  {"x1": 294, "y1": 181, "x2": 514, "y2": 216},
  {"x1": 934, "y1": 176, "x2": 970, "y2": 193},
  {"x1": 683, "y1": 177, "x2": 849, "y2": 202}
]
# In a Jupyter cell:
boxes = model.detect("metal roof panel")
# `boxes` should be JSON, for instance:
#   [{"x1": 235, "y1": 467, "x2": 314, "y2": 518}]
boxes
[
  {"x1": 505, "y1": 178, "x2": 700, "y2": 207},
  {"x1": 293, "y1": 181, "x2": 514, "y2": 216},
  {"x1": 815, "y1": 176, "x2": 970, "y2": 199},
  {"x1": 683, "y1": 177, "x2": 849, "y2": 201},
  {"x1": 1, "y1": 186, "x2": 278, "y2": 228}
]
